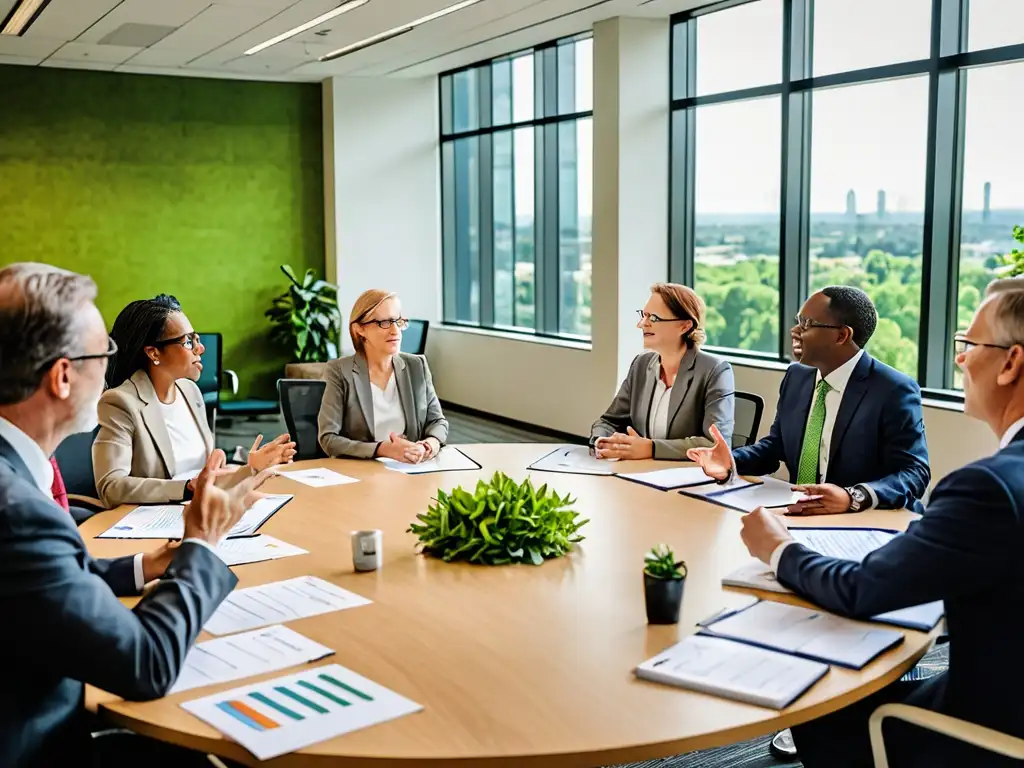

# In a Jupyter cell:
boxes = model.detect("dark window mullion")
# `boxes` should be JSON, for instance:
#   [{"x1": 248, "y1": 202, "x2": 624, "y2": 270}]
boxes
[
  {"x1": 540, "y1": 122, "x2": 560, "y2": 334},
  {"x1": 670, "y1": 19, "x2": 696, "y2": 288},
  {"x1": 479, "y1": 133, "x2": 495, "y2": 328}
]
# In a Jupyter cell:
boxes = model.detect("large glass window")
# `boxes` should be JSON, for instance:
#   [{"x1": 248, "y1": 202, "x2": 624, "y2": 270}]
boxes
[
  {"x1": 967, "y1": 0, "x2": 1024, "y2": 52},
  {"x1": 812, "y1": 0, "x2": 932, "y2": 77},
  {"x1": 695, "y1": 0, "x2": 782, "y2": 95},
  {"x1": 440, "y1": 35, "x2": 592, "y2": 339}
]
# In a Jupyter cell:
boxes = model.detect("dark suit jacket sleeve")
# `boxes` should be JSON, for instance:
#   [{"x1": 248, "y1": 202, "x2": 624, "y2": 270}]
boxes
[
  {"x1": 776, "y1": 464, "x2": 1013, "y2": 618},
  {"x1": 590, "y1": 356, "x2": 638, "y2": 445},
  {"x1": 865, "y1": 377, "x2": 931, "y2": 509},
  {"x1": 732, "y1": 368, "x2": 790, "y2": 477},
  {"x1": 419, "y1": 356, "x2": 449, "y2": 445},
  {"x1": 89, "y1": 555, "x2": 139, "y2": 597},
  {"x1": 2, "y1": 512, "x2": 237, "y2": 700}
]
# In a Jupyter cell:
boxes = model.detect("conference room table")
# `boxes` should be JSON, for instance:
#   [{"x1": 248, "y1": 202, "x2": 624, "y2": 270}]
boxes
[{"x1": 82, "y1": 443, "x2": 938, "y2": 767}]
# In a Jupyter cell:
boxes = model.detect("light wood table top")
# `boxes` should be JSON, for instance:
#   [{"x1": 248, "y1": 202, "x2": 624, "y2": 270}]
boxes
[{"x1": 81, "y1": 444, "x2": 933, "y2": 767}]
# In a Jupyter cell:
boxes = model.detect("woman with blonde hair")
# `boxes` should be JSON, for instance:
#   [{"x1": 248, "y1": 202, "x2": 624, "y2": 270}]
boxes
[
  {"x1": 318, "y1": 290, "x2": 448, "y2": 461},
  {"x1": 590, "y1": 283, "x2": 735, "y2": 460}
]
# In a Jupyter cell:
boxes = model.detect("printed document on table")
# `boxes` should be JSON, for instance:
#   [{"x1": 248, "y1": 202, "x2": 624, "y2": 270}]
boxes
[
  {"x1": 96, "y1": 494, "x2": 292, "y2": 540},
  {"x1": 277, "y1": 468, "x2": 359, "y2": 487},
  {"x1": 700, "y1": 599, "x2": 904, "y2": 669},
  {"x1": 617, "y1": 466, "x2": 714, "y2": 489},
  {"x1": 635, "y1": 635, "x2": 828, "y2": 710},
  {"x1": 215, "y1": 535, "x2": 308, "y2": 567},
  {"x1": 180, "y1": 663, "x2": 423, "y2": 760},
  {"x1": 170, "y1": 625, "x2": 334, "y2": 694},
  {"x1": 205, "y1": 576, "x2": 372, "y2": 636},
  {"x1": 683, "y1": 475, "x2": 801, "y2": 512},
  {"x1": 528, "y1": 445, "x2": 615, "y2": 476},
  {"x1": 377, "y1": 446, "x2": 480, "y2": 474}
]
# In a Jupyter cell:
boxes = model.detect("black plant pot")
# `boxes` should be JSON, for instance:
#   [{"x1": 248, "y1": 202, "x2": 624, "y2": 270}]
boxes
[{"x1": 644, "y1": 573, "x2": 685, "y2": 624}]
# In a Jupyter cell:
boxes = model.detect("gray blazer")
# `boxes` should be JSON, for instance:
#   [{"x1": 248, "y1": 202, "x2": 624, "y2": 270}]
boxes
[
  {"x1": 318, "y1": 353, "x2": 449, "y2": 459},
  {"x1": 0, "y1": 434, "x2": 236, "y2": 768},
  {"x1": 591, "y1": 348, "x2": 735, "y2": 460}
]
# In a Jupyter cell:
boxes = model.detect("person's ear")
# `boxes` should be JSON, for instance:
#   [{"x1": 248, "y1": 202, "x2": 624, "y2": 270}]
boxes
[
  {"x1": 837, "y1": 326, "x2": 854, "y2": 346},
  {"x1": 997, "y1": 345, "x2": 1024, "y2": 387},
  {"x1": 143, "y1": 344, "x2": 160, "y2": 367},
  {"x1": 680, "y1": 319, "x2": 694, "y2": 342},
  {"x1": 46, "y1": 359, "x2": 73, "y2": 402}
]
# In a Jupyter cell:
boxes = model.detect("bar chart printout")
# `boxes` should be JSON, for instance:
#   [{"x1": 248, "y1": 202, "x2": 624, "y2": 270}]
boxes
[{"x1": 181, "y1": 664, "x2": 423, "y2": 760}]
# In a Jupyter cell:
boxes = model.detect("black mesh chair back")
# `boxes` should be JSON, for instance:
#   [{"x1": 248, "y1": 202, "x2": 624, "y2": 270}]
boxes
[
  {"x1": 278, "y1": 379, "x2": 328, "y2": 460},
  {"x1": 732, "y1": 391, "x2": 766, "y2": 448}
]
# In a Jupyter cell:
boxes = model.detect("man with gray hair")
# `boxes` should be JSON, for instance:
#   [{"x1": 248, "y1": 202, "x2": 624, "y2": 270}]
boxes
[
  {"x1": 739, "y1": 276, "x2": 1024, "y2": 768},
  {"x1": 0, "y1": 263, "x2": 267, "y2": 767}
]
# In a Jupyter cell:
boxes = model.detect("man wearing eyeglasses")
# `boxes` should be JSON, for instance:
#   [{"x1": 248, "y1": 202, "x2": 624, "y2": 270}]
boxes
[
  {"x1": 689, "y1": 285, "x2": 930, "y2": 517},
  {"x1": 0, "y1": 263, "x2": 270, "y2": 767},
  {"x1": 736, "y1": 280, "x2": 1024, "y2": 766}
]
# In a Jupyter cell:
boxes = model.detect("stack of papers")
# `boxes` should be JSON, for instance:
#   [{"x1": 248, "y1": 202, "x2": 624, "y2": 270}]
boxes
[
  {"x1": 699, "y1": 599, "x2": 904, "y2": 669},
  {"x1": 682, "y1": 475, "x2": 803, "y2": 512},
  {"x1": 616, "y1": 466, "x2": 713, "y2": 490},
  {"x1": 377, "y1": 446, "x2": 481, "y2": 475},
  {"x1": 277, "y1": 468, "x2": 359, "y2": 487},
  {"x1": 205, "y1": 576, "x2": 372, "y2": 636},
  {"x1": 96, "y1": 495, "x2": 293, "y2": 540},
  {"x1": 528, "y1": 445, "x2": 616, "y2": 476},
  {"x1": 170, "y1": 625, "x2": 334, "y2": 694},
  {"x1": 181, "y1": 663, "x2": 423, "y2": 760},
  {"x1": 635, "y1": 635, "x2": 828, "y2": 710},
  {"x1": 215, "y1": 535, "x2": 308, "y2": 567}
]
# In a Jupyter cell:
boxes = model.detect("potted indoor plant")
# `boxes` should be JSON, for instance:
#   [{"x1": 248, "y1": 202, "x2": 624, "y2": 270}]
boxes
[
  {"x1": 643, "y1": 543, "x2": 687, "y2": 624},
  {"x1": 265, "y1": 265, "x2": 341, "y2": 379}
]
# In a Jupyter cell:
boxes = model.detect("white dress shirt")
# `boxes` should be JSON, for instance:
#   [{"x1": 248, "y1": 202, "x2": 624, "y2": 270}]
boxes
[
  {"x1": 814, "y1": 349, "x2": 864, "y2": 483},
  {"x1": 372, "y1": 373, "x2": 407, "y2": 443},
  {"x1": 0, "y1": 416, "x2": 213, "y2": 592},
  {"x1": 158, "y1": 391, "x2": 208, "y2": 478},
  {"x1": 647, "y1": 379, "x2": 673, "y2": 440}
]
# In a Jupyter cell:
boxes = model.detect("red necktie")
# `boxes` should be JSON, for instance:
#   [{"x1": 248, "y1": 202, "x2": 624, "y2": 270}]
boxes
[{"x1": 50, "y1": 457, "x2": 70, "y2": 512}]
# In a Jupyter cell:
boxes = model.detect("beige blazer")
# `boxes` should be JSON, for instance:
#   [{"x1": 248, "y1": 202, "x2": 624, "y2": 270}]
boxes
[
  {"x1": 93, "y1": 370, "x2": 246, "y2": 508},
  {"x1": 318, "y1": 353, "x2": 449, "y2": 459}
]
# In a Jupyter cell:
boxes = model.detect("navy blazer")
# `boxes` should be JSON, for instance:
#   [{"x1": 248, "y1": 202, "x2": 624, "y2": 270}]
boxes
[
  {"x1": 732, "y1": 354, "x2": 930, "y2": 511},
  {"x1": 0, "y1": 435, "x2": 237, "y2": 768},
  {"x1": 777, "y1": 429, "x2": 1024, "y2": 762}
]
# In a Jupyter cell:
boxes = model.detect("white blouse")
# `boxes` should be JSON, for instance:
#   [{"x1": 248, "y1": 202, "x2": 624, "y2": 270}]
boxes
[
  {"x1": 647, "y1": 378, "x2": 673, "y2": 440},
  {"x1": 371, "y1": 373, "x2": 407, "y2": 443},
  {"x1": 158, "y1": 391, "x2": 207, "y2": 478}
]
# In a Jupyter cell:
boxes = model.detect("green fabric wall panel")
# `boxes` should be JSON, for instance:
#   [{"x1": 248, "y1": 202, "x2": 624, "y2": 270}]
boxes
[{"x1": 0, "y1": 65, "x2": 325, "y2": 399}]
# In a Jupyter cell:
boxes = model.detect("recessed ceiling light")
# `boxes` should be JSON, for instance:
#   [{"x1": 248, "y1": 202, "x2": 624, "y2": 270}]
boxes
[
  {"x1": 244, "y1": 0, "x2": 369, "y2": 56},
  {"x1": 318, "y1": 0, "x2": 485, "y2": 62},
  {"x1": 1, "y1": 0, "x2": 53, "y2": 36}
]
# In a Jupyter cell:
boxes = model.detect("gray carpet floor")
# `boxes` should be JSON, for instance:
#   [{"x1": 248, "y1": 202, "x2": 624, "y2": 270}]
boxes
[{"x1": 213, "y1": 410, "x2": 950, "y2": 768}]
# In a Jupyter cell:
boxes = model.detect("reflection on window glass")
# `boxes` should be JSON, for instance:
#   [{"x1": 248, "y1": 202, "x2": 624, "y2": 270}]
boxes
[
  {"x1": 809, "y1": 77, "x2": 929, "y2": 377},
  {"x1": 452, "y1": 69, "x2": 478, "y2": 133},
  {"x1": 813, "y1": 0, "x2": 931, "y2": 76},
  {"x1": 695, "y1": 0, "x2": 782, "y2": 96},
  {"x1": 493, "y1": 131, "x2": 514, "y2": 326},
  {"x1": 967, "y1": 0, "x2": 1024, "y2": 51},
  {"x1": 556, "y1": 38, "x2": 594, "y2": 114},
  {"x1": 514, "y1": 128, "x2": 536, "y2": 329},
  {"x1": 956, "y1": 61, "x2": 1024, "y2": 387},
  {"x1": 574, "y1": 38, "x2": 593, "y2": 112},
  {"x1": 492, "y1": 60, "x2": 512, "y2": 126},
  {"x1": 453, "y1": 136, "x2": 480, "y2": 322},
  {"x1": 512, "y1": 54, "x2": 534, "y2": 123},
  {"x1": 693, "y1": 97, "x2": 781, "y2": 354},
  {"x1": 558, "y1": 118, "x2": 592, "y2": 337}
]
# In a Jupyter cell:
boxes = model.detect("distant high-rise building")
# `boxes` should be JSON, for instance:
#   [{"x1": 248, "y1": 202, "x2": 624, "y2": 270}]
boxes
[
  {"x1": 983, "y1": 181, "x2": 992, "y2": 222},
  {"x1": 877, "y1": 189, "x2": 886, "y2": 219},
  {"x1": 846, "y1": 189, "x2": 857, "y2": 217}
]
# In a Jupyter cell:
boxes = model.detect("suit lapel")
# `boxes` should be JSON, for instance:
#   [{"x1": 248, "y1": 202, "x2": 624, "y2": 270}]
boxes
[
  {"x1": 638, "y1": 355, "x2": 659, "y2": 436},
  {"x1": 666, "y1": 346, "x2": 698, "y2": 434},
  {"x1": 133, "y1": 370, "x2": 177, "y2": 478},
  {"x1": 393, "y1": 355, "x2": 417, "y2": 437},
  {"x1": 179, "y1": 381, "x2": 214, "y2": 454},
  {"x1": 352, "y1": 355, "x2": 375, "y2": 435},
  {"x1": 828, "y1": 353, "x2": 873, "y2": 469},
  {"x1": 0, "y1": 434, "x2": 35, "y2": 487}
]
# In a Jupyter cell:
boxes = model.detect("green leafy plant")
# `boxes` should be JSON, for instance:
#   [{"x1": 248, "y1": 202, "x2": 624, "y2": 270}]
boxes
[
  {"x1": 1001, "y1": 225, "x2": 1024, "y2": 277},
  {"x1": 643, "y1": 544, "x2": 687, "y2": 580},
  {"x1": 265, "y1": 265, "x2": 341, "y2": 363},
  {"x1": 408, "y1": 472, "x2": 588, "y2": 565}
]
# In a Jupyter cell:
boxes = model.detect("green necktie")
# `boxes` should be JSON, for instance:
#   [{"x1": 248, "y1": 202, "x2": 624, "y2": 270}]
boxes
[{"x1": 796, "y1": 380, "x2": 832, "y2": 485}]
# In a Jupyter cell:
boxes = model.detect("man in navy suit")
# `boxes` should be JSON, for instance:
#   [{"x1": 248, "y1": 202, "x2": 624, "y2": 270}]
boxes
[
  {"x1": 0, "y1": 263, "x2": 267, "y2": 768},
  {"x1": 691, "y1": 286, "x2": 930, "y2": 515},
  {"x1": 740, "y1": 277, "x2": 1024, "y2": 767}
]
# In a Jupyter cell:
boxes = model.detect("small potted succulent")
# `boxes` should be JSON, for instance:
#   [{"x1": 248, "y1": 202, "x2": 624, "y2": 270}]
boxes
[{"x1": 643, "y1": 543, "x2": 687, "y2": 625}]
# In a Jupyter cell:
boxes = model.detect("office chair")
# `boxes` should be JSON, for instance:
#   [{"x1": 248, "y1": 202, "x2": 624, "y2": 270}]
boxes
[
  {"x1": 278, "y1": 379, "x2": 328, "y2": 461},
  {"x1": 53, "y1": 427, "x2": 103, "y2": 521},
  {"x1": 198, "y1": 332, "x2": 278, "y2": 435},
  {"x1": 401, "y1": 319, "x2": 429, "y2": 355},
  {"x1": 732, "y1": 391, "x2": 765, "y2": 448}
]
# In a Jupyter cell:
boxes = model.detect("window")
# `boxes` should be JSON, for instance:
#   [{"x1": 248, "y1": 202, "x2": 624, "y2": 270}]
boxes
[
  {"x1": 812, "y1": 0, "x2": 932, "y2": 77},
  {"x1": 440, "y1": 35, "x2": 593, "y2": 339},
  {"x1": 967, "y1": 0, "x2": 1024, "y2": 52},
  {"x1": 694, "y1": 0, "x2": 783, "y2": 95}
]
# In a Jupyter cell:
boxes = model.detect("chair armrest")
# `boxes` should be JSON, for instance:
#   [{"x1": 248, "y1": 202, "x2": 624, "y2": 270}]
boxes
[
  {"x1": 222, "y1": 369, "x2": 239, "y2": 396},
  {"x1": 870, "y1": 704, "x2": 1024, "y2": 768}
]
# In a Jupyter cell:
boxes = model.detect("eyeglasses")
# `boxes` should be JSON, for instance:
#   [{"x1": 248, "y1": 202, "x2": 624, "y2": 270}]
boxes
[
  {"x1": 361, "y1": 317, "x2": 409, "y2": 330},
  {"x1": 953, "y1": 333, "x2": 1015, "y2": 356},
  {"x1": 636, "y1": 310, "x2": 689, "y2": 324},
  {"x1": 39, "y1": 336, "x2": 118, "y2": 373},
  {"x1": 154, "y1": 332, "x2": 201, "y2": 351},
  {"x1": 794, "y1": 315, "x2": 844, "y2": 332}
]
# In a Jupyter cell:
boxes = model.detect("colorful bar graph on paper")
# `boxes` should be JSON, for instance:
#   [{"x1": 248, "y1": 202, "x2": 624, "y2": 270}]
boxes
[
  {"x1": 216, "y1": 700, "x2": 280, "y2": 731},
  {"x1": 276, "y1": 685, "x2": 329, "y2": 714},
  {"x1": 298, "y1": 679, "x2": 350, "y2": 707},
  {"x1": 319, "y1": 672, "x2": 374, "y2": 701},
  {"x1": 249, "y1": 692, "x2": 304, "y2": 721}
]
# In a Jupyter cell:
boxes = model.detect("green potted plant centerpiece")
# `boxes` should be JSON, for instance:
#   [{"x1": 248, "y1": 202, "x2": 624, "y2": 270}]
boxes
[
  {"x1": 643, "y1": 544, "x2": 687, "y2": 624},
  {"x1": 408, "y1": 472, "x2": 588, "y2": 565},
  {"x1": 265, "y1": 265, "x2": 341, "y2": 380}
]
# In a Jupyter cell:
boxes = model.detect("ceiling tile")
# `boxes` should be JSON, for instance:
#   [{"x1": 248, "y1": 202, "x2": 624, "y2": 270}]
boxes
[
  {"x1": 0, "y1": 53, "x2": 41, "y2": 66},
  {"x1": 210, "y1": 0, "x2": 304, "y2": 7},
  {"x1": 26, "y1": 0, "x2": 122, "y2": 40},
  {"x1": 52, "y1": 41, "x2": 143, "y2": 63},
  {"x1": 76, "y1": 0, "x2": 212, "y2": 43},
  {"x1": 40, "y1": 59, "x2": 118, "y2": 71},
  {"x1": 148, "y1": 3, "x2": 280, "y2": 53},
  {"x1": 0, "y1": 34, "x2": 65, "y2": 57}
]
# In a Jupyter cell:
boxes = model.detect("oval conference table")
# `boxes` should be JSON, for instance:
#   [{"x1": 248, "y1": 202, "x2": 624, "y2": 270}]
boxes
[{"x1": 82, "y1": 444, "x2": 937, "y2": 768}]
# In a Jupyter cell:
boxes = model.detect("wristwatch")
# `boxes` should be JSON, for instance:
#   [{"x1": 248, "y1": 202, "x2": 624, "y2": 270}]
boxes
[{"x1": 846, "y1": 484, "x2": 869, "y2": 512}]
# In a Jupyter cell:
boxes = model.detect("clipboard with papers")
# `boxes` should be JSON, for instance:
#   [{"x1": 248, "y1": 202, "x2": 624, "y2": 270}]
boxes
[
  {"x1": 527, "y1": 445, "x2": 616, "y2": 476},
  {"x1": 679, "y1": 474, "x2": 802, "y2": 513},
  {"x1": 96, "y1": 494, "x2": 293, "y2": 540},
  {"x1": 377, "y1": 446, "x2": 482, "y2": 475}
]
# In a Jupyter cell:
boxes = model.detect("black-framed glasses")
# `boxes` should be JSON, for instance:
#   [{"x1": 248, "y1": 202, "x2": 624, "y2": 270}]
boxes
[
  {"x1": 44, "y1": 336, "x2": 119, "y2": 371},
  {"x1": 953, "y1": 333, "x2": 1014, "y2": 357},
  {"x1": 636, "y1": 309, "x2": 689, "y2": 324},
  {"x1": 361, "y1": 317, "x2": 409, "y2": 330},
  {"x1": 794, "y1": 315, "x2": 844, "y2": 332},
  {"x1": 153, "y1": 332, "x2": 201, "y2": 351}
]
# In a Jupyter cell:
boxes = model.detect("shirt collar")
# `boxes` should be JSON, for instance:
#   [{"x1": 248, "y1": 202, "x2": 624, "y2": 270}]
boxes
[
  {"x1": 816, "y1": 349, "x2": 864, "y2": 395},
  {"x1": 1000, "y1": 416, "x2": 1024, "y2": 450},
  {"x1": 0, "y1": 416, "x2": 54, "y2": 494}
]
